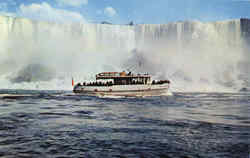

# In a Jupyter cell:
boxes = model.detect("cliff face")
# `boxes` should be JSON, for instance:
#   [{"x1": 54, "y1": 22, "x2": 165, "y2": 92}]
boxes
[{"x1": 0, "y1": 15, "x2": 250, "y2": 91}]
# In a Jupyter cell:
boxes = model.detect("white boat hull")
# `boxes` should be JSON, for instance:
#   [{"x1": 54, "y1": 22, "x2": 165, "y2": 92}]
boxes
[{"x1": 73, "y1": 84, "x2": 170, "y2": 97}]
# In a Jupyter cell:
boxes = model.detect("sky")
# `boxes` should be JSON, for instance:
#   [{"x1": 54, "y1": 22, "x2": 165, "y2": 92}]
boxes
[{"x1": 0, "y1": 0, "x2": 250, "y2": 24}]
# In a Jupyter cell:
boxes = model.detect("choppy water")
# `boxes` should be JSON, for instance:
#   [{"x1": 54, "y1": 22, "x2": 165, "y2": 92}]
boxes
[{"x1": 0, "y1": 89, "x2": 249, "y2": 158}]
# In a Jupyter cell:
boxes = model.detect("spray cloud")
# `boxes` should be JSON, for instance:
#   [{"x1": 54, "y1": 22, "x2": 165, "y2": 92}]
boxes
[{"x1": 0, "y1": 15, "x2": 249, "y2": 92}]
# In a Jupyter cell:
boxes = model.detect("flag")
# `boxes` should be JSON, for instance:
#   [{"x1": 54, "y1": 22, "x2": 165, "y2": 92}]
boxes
[{"x1": 72, "y1": 77, "x2": 74, "y2": 86}]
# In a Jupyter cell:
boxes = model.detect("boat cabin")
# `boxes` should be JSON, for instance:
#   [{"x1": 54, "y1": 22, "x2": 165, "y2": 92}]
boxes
[{"x1": 96, "y1": 71, "x2": 151, "y2": 85}]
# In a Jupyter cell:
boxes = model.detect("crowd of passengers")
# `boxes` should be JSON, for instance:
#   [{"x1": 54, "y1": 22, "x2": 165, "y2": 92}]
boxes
[
  {"x1": 83, "y1": 81, "x2": 113, "y2": 86},
  {"x1": 152, "y1": 80, "x2": 170, "y2": 84},
  {"x1": 75, "y1": 80, "x2": 170, "y2": 87}
]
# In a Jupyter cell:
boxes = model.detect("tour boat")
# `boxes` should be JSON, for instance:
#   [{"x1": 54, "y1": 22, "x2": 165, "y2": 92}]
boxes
[{"x1": 73, "y1": 71, "x2": 170, "y2": 97}]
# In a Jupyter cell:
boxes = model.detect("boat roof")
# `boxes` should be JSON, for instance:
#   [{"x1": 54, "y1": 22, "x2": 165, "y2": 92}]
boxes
[{"x1": 96, "y1": 71, "x2": 151, "y2": 80}]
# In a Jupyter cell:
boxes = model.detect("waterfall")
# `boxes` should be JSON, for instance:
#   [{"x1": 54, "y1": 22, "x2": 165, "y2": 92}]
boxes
[
  {"x1": 0, "y1": 15, "x2": 249, "y2": 91},
  {"x1": 131, "y1": 19, "x2": 247, "y2": 92}
]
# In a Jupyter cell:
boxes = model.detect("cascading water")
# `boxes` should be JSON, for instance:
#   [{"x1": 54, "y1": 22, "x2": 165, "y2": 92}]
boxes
[
  {"x1": 0, "y1": 15, "x2": 135, "y2": 90},
  {"x1": 0, "y1": 15, "x2": 249, "y2": 92},
  {"x1": 133, "y1": 20, "x2": 247, "y2": 92}
]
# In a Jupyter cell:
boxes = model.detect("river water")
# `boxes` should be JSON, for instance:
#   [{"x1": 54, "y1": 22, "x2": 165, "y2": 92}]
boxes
[{"x1": 0, "y1": 90, "x2": 249, "y2": 158}]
